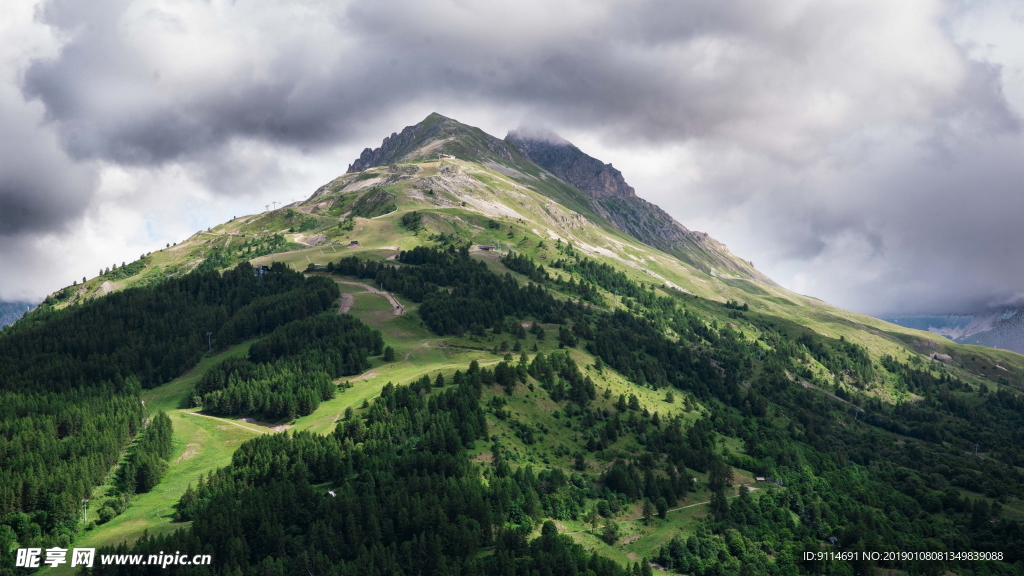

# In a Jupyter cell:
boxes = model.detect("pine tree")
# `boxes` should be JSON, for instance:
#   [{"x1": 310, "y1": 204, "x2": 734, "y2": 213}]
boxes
[
  {"x1": 601, "y1": 518, "x2": 619, "y2": 544},
  {"x1": 176, "y1": 484, "x2": 198, "y2": 522},
  {"x1": 710, "y1": 488, "x2": 729, "y2": 523},
  {"x1": 587, "y1": 504, "x2": 599, "y2": 534},
  {"x1": 656, "y1": 497, "x2": 668, "y2": 519}
]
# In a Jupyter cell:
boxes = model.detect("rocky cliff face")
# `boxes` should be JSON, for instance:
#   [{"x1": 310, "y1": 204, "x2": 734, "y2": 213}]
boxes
[
  {"x1": 505, "y1": 129, "x2": 636, "y2": 199},
  {"x1": 505, "y1": 129, "x2": 773, "y2": 283}
]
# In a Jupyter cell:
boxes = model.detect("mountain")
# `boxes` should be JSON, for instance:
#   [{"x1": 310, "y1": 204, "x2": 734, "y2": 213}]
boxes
[
  {"x1": 347, "y1": 113, "x2": 766, "y2": 284},
  {"x1": 880, "y1": 313, "x2": 977, "y2": 340},
  {"x1": 883, "y1": 309, "x2": 1024, "y2": 355},
  {"x1": 0, "y1": 299, "x2": 35, "y2": 328},
  {"x1": 9, "y1": 113, "x2": 1024, "y2": 576},
  {"x1": 959, "y1": 309, "x2": 1024, "y2": 353}
]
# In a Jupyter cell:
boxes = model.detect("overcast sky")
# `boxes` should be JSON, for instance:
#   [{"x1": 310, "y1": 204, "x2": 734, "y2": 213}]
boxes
[{"x1": 1, "y1": 0, "x2": 1022, "y2": 315}]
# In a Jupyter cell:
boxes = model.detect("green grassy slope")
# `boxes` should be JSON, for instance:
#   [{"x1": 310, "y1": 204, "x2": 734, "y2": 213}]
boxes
[{"x1": 44, "y1": 343, "x2": 259, "y2": 575}]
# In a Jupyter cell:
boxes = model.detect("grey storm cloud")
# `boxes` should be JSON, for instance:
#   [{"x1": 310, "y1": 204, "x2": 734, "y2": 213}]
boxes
[
  {"x1": 0, "y1": 85, "x2": 96, "y2": 236},
  {"x1": 26, "y1": 0, "x2": 1008, "y2": 165},
  {"x1": 3, "y1": 0, "x2": 1024, "y2": 313}
]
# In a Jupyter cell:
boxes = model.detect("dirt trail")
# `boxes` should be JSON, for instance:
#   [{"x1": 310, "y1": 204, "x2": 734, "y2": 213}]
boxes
[
  {"x1": 182, "y1": 411, "x2": 266, "y2": 434},
  {"x1": 799, "y1": 379, "x2": 862, "y2": 412},
  {"x1": 564, "y1": 485, "x2": 758, "y2": 535},
  {"x1": 334, "y1": 280, "x2": 404, "y2": 315},
  {"x1": 339, "y1": 293, "x2": 355, "y2": 314},
  {"x1": 403, "y1": 341, "x2": 430, "y2": 361}
]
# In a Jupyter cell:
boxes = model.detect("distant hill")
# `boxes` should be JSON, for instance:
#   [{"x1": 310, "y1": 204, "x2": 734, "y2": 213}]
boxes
[
  {"x1": 960, "y1": 309, "x2": 1024, "y2": 354},
  {"x1": 882, "y1": 309, "x2": 1024, "y2": 354},
  {"x1": 880, "y1": 313, "x2": 976, "y2": 340},
  {"x1": 0, "y1": 299, "x2": 35, "y2": 328}
]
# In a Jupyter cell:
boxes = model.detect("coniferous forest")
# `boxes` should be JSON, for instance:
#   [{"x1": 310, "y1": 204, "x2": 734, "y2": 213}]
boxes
[
  {"x1": 191, "y1": 313, "x2": 384, "y2": 419},
  {"x1": 0, "y1": 263, "x2": 339, "y2": 555},
  {"x1": 54, "y1": 247, "x2": 1022, "y2": 576},
  {"x1": 92, "y1": 361, "x2": 635, "y2": 576},
  {"x1": 2, "y1": 246, "x2": 1024, "y2": 575}
]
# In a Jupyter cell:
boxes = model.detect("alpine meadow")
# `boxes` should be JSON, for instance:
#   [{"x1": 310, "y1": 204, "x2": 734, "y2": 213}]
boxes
[{"x1": 4, "y1": 114, "x2": 1024, "y2": 576}]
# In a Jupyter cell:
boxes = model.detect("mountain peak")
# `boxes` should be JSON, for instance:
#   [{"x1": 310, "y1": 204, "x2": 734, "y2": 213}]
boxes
[
  {"x1": 347, "y1": 113, "x2": 523, "y2": 172},
  {"x1": 345, "y1": 115, "x2": 770, "y2": 284}
]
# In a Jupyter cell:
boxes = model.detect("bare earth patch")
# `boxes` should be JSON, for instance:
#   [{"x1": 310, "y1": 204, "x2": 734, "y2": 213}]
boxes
[
  {"x1": 339, "y1": 293, "x2": 354, "y2": 314},
  {"x1": 470, "y1": 452, "x2": 494, "y2": 464},
  {"x1": 175, "y1": 443, "x2": 201, "y2": 463}
]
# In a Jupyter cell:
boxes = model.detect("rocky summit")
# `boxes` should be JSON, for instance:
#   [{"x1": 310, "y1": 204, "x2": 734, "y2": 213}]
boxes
[{"x1": 348, "y1": 113, "x2": 766, "y2": 282}]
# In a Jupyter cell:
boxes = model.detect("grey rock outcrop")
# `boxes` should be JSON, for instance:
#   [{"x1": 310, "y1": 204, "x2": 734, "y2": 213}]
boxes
[
  {"x1": 506, "y1": 129, "x2": 773, "y2": 284},
  {"x1": 505, "y1": 128, "x2": 635, "y2": 199}
]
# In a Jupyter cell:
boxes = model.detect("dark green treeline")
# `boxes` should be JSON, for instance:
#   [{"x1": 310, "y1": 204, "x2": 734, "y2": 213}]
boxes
[
  {"x1": 0, "y1": 262, "x2": 337, "y2": 555},
  {"x1": 192, "y1": 314, "x2": 384, "y2": 419},
  {"x1": 93, "y1": 362, "x2": 631, "y2": 576}
]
